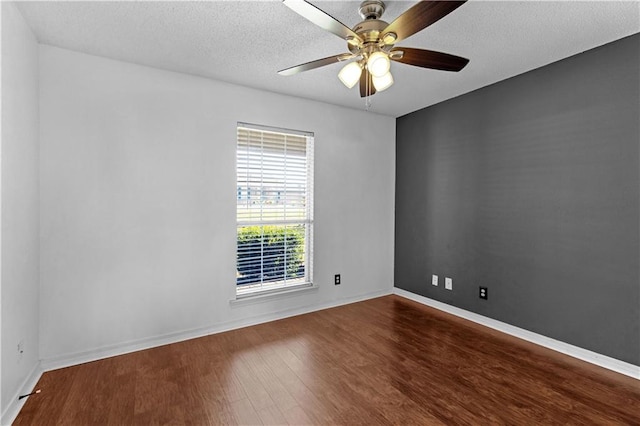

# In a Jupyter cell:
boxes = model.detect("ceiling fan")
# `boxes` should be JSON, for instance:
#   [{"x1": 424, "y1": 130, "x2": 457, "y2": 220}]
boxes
[{"x1": 279, "y1": 0, "x2": 470, "y2": 97}]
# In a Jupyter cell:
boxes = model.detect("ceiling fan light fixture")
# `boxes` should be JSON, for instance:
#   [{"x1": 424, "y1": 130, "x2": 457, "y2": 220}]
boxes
[
  {"x1": 338, "y1": 61, "x2": 363, "y2": 88},
  {"x1": 389, "y1": 50, "x2": 404, "y2": 60},
  {"x1": 346, "y1": 35, "x2": 360, "y2": 46},
  {"x1": 382, "y1": 32, "x2": 397, "y2": 45},
  {"x1": 372, "y1": 71, "x2": 393, "y2": 92},
  {"x1": 367, "y1": 51, "x2": 390, "y2": 77},
  {"x1": 281, "y1": 0, "x2": 470, "y2": 100}
]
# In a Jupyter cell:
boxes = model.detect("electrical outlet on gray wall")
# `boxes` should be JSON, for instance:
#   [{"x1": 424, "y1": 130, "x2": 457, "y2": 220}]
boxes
[
  {"x1": 445, "y1": 277, "x2": 452, "y2": 290},
  {"x1": 479, "y1": 286, "x2": 488, "y2": 300}
]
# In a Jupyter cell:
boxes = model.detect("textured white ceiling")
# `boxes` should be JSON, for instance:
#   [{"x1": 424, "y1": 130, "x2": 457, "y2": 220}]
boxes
[{"x1": 16, "y1": 1, "x2": 640, "y2": 117}]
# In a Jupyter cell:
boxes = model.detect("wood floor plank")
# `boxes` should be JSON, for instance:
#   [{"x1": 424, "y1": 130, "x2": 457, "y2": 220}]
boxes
[
  {"x1": 256, "y1": 404, "x2": 288, "y2": 425},
  {"x1": 238, "y1": 331, "x2": 299, "y2": 413},
  {"x1": 14, "y1": 295, "x2": 640, "y2": 425},
  {"x1": 280, "y1": 404, "x2": 313, "y2": 425},
  {"x1": 228, "y1": 398, "x2": 263, "y2": 425}
]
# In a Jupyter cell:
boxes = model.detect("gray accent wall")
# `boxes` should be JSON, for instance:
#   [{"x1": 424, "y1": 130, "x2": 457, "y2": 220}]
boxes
[{"x1": 394, "y1": 34, "x2": 639, "y2": 365}]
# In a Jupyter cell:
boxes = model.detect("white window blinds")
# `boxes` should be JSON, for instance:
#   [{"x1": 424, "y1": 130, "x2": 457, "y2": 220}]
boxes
[{"x1": 236, "y1": 123, "x2": 314, "y2": 296}]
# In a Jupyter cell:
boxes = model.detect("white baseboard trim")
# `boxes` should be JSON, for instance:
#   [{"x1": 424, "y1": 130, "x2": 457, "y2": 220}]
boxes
[
  {"x1": 393, "y1": 287, "x2": 640, "y2": 380},
  {"x1": 41, "y1": 288, "x2": 392, "y2": 372},
  {"x1": 1, "y1": 361, "x2": 43, "y2": 426}
]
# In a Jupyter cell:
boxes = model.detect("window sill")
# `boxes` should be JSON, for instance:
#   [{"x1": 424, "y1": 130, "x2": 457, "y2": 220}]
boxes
[{"x1": 230, "y1": 283, "x2": 318, "y2": 306}]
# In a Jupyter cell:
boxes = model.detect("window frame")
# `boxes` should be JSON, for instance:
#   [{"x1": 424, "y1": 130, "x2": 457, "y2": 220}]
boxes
[{"x1": 235, "y1": 122, "x2": 314, "y2": 299}]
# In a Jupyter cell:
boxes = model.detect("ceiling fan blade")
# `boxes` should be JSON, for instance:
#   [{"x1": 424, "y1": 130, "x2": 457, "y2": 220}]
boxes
[
  {"x1": 381, "y1": 1, "x2": 466, "y2": 44},
  {"x1": 278, "y1": 53, "x2": 355, "y2": 76},
  {"x1": 391, "y1": 47, "x2": 469, "y2": 71},
  {"x1": 283, "y1": 0, "x2": 362, "y2": 44},
  {"x1": 359, "y1": 68, "x2": 376, "y2": 98}
]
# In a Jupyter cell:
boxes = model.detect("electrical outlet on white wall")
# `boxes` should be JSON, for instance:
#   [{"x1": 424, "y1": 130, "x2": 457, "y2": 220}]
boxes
[
  {"x1": 445, "y1": 277, "x2": 453, "y2": 290},
  {"x1": 432, "y1": 274, "x2": 438, "y2": 286}
]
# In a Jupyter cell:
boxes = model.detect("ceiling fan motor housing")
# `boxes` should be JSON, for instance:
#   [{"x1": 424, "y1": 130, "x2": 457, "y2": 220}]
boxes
[
  {"x1": 358, "y1": 0, "x2": 385, "y2": 20},
  {"x1": 349, "y1": 19, "x2": 390, "y2": 52}
]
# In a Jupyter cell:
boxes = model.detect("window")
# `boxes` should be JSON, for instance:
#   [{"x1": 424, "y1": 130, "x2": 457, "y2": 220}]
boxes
[{"x1": 236, "y1": 123, "x2": 314, "y2": 297}]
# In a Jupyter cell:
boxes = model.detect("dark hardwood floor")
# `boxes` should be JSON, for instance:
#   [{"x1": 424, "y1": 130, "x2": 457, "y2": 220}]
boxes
[{"x1": 15, "y1": 295, "x2": 640, "y2": 425}]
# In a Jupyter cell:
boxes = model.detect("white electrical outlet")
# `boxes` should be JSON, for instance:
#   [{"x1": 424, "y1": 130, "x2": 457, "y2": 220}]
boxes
[
  {"x1": 432, "y1": 274, "x2": 438, "y2": 286},
  {"x1": 445, "y1": 277, "x2": 453, "y2": 290}
]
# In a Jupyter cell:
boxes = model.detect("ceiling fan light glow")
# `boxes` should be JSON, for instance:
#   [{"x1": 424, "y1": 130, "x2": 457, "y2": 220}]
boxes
[
  {"x1": 372, "y1": 71, "x2": 393, "y2": 91},
  {"x1": 338, "y1": 62, "x2": 362, "y2": 88},
  {"x1": 367, "y1": 51, "x2": 390, "y2": 77}
]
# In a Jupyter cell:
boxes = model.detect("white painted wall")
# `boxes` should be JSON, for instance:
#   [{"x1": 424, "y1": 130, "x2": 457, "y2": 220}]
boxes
[
  {"x1": 39, "y1": 45, "x2": 395, "y2": 363},
  {"x1": 1, "y1": 2, "x2": 40, "y2": 420}
]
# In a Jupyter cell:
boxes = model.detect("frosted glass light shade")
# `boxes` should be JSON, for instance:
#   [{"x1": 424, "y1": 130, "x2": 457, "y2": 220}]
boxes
[
  {"x1": 367, "y1": 52, "x2": 390, "y2": 77},
  {"x1": 338, "y1": 62, "x2": 362, "y2": 88},
  {"x1": 372, "y1": 71, "x2": 393, "y2": 92}
]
